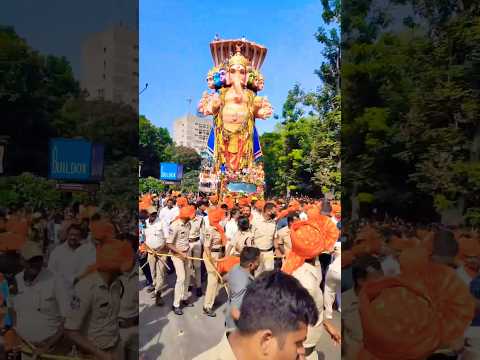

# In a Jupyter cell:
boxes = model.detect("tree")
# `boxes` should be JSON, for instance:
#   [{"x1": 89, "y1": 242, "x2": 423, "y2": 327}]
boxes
[
  {"x1": 180, "y1": 170, "x2": 200, "y2": 193},
  {"x1": 169, "y1": 145, "x2": 202, "y2": 172},
  {"x1": 139, "y1": 115, "x2": 172, "y2": 177},
  {"x1": 0, "y1": 26, "x2": 81, "y2": 176}
]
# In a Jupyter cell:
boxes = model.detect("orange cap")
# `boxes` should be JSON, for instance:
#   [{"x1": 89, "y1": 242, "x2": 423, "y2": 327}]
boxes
[
  {"x1": 90, "y1": 220, "x2": 116, "y2": 244},
  {"x1": 176, "y1": 197, "x2": 188, "y2": 208},
  {"x1": 179, "y1": 205, "x2": 196, "y2": 220},
  {"x1": 255, "y1": 199, "x2": 266, "y2": 211}
]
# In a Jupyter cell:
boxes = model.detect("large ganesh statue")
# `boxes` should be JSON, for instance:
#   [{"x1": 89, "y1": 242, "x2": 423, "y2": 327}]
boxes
[{"x1": 197, "y1": 38, "x2": 272, "y2": 199}]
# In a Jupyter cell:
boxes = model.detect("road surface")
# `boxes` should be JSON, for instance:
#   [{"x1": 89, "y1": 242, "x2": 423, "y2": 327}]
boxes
[{"x1": 139, "y1": 271, "x2": 341, "y2": 360}]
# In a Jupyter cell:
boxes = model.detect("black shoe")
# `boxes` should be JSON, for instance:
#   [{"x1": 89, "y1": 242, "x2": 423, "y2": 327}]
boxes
[
  {"x1": 146, "y1": 286, "x2": 155, "y2": 293},
  {"x1": 155, "y1": 293, "x2": 164, "y2": 306},
  {"x1": 196, "y1": 288, "x2": 203, "y2": 297},
  {"x1": 172, "y1": 306, "x2": 183, "y2": 315},
  {"x1": 188, "y1": 285, "x2": 193, "y2": 292},
  {"x1": 203, "y1": 307, "x2": 216, "y2": 317},
  {"x1": 180, "y1": 300, "x2": 194, "y2": 308}
]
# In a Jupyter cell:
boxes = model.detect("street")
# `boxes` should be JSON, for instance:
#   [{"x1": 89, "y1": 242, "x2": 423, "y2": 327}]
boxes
[{"x1": 139, "y1": 272, "x2": 341, "y2": 360}]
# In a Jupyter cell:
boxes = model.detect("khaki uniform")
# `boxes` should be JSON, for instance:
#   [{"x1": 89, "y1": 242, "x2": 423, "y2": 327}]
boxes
[
  {"x1": 342, "y1": 288, "x2": 363, "y2": 360},
  {"x1": 167, "y1": 219, "x2": 192, "y2": 308},
  {"x1": 276, "y1": 226, "x2": 292, "y2": 255},
  {"x1": 203, "y1": 226, "x2": 224, "y2": 310},
  {"x1": 12, "y1": 269, "x2": 66, "y2": 359},
  {"x1": 118, "y1": 266, "x2": 139, "y2": 360},
  {"x1": 292, "y1": 263, "x2": 324, "y2": 360},
  {"x1": 189, "y1": 215, "x2": 204, "y2": 289},
  {"x1": 64, "y1": 272, "x2": 123, "y2": 359},
  {"x1": 145, "y1": 219, "x2": 166, "y2": 294},
  {"x1": 230, "y1": 230, "x2": 254, "y2": 256},
  {"x1": 193, "y1": 333, "x2": 236, "y2": 360},
  {"x1": 252, "y1": 216, "x2": 276, "y2": 276}
]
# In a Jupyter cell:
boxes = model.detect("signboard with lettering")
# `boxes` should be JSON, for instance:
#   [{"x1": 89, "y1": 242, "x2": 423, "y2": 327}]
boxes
[
  {"x1": 160, "y1": 162, "x2": 183, "y2": 181},
  {"x1": 49, "y1": 138, "x2": 104, "y2": 182}
]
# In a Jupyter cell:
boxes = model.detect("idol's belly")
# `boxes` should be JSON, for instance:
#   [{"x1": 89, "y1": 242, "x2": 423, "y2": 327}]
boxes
[{"x1": 222, "y1": 103, "x2": 249, "y2": 132}]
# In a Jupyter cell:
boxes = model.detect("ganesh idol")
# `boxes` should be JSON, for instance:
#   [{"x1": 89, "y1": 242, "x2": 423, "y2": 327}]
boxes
[{"x1": 198, "y1": 39, "x2": 272, "y2": 172}]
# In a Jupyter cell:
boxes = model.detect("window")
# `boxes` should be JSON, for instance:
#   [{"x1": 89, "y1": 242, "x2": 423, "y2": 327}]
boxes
[
  {"x1": 104, "y1": 47, "x2": 107, "y2": 52},
  {"x1": 97, "y1": 88, "x2": 105, "y2": 99},
  {"x1": 102, "y1": 73, "x2": 106, "y2": 80}
]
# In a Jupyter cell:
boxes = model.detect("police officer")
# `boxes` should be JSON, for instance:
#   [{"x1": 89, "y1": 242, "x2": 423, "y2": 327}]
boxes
[
  {"x1": 189, "y1": 204, "x2": 205, "y2": 298},
  {"x1": 11, "y1": 242, "x2": 65, "y2": 359},
  {"x1": 64, "y1": 241, "x2": 134, "y2": 360},
  {"x1": 166, "y1": 206, "x2": 195, "y2": 316}
]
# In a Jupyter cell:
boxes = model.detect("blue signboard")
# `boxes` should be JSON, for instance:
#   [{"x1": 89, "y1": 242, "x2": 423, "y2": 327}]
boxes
[
  {"x1": 226, "y1": 182, "x2": 257, "y2": 194},
  {"x1": 160, "y1": 162, "x2": 184, "y2": 181},
  {"x1": 49, "y1": 138, "x2": 104, "y2": 181}
]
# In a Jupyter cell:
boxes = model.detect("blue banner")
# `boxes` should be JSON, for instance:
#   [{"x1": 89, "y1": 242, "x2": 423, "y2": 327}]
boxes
[
  {"x1": 49, "y1": 139, "x2": 92, "y2": 181},
  {"x1": 160, "y1": 162, "x2": 183, "y2": 181}
]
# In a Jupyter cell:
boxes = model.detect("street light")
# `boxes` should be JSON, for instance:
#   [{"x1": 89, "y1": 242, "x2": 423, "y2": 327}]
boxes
[{"x1": 139, "y1": 83, "x2": 148, "y2": 95}]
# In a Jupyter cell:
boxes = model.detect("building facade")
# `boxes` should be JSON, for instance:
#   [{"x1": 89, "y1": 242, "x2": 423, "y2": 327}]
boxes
[
  {"x1": 172, "y1": 115, "x2": 212, "y2": 154},
  {"x1": 80, "y1": 23, "x2": 139, "y2": 110}
]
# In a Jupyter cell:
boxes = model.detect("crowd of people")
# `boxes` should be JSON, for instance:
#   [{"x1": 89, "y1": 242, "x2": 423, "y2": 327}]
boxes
[
  {"x1": 0, "y1": 204, "x2": 139, "y2": 360},
  {"x1": 341, "y1": 216, "x2": 480, "y2": 360},
  {"x1": 139, "y1": 192, "x2": 342, "y2": 359}
]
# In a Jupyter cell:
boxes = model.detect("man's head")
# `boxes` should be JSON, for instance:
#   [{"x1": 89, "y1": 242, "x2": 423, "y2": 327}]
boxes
[
  {"x1": 238, "y1": 216, "x2": 250, "y2": 232},
  {"x1": 148, "y1": 211, "x2": 157, "y2": 223},
  {"x1": 21, "y1": 243, "x2": 44, "y2": 282},
  {"x1": 197, "y1": 200, "x2": 208, "y2": 213},
  {"x1": 352, "y1": 255, "x2": 383, "y2": 292},
  {"x1": 230, "y1": 208, "x2": 241, "y2": 221},
  {"x1": 235, "y1": 270, "x2": 319, "y2": 360},
  {"x1": 287, "y1": 212, "x2": 300, "y2": 228},
  {"x1": 66, "y1": 224, "x2": 83, "y2": 250},
  {"x1": 240, "y1": 246, "x2": 260, "y2": 274},
  {"x1": 240, "y1": 205, "x2": 251, "y2": 218},
  {"x1": 166, "y1": 198, "x2": 174, "y2": 209},
  {"x1": 263, "y1": 202, "x2": 277, "y2": 220}
]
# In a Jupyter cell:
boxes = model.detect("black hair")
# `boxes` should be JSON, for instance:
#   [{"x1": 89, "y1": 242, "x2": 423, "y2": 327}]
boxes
[
  {"x1": 236, "y1": 270, "x2": 319, "y2": 339},
  {"x1": 237, "y1": 216, "x2": 250, "y2": 231},
  {"x1": 287, "y1": 212, "x2": 299, "y2": 225},
  {"x1": 230, "y1": 208, "x2": 240, "y2": 217},
  {"x1": 352, "y1": 255, "x2": 382, "y2": 288},
  {"x1": 240, "y1": 246, "x2": 260, "y2": 267},
  {"x1": 263, "y1": 202, "x2": 276, "y2": 213},
  {"x1": 66, "y1": 223, "x2": 83, "y2": 235}
]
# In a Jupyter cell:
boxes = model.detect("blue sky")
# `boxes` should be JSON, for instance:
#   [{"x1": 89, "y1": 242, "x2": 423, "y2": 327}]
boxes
[{"x1": 140, "y1": 0, "x2": 325, "y2": 134}]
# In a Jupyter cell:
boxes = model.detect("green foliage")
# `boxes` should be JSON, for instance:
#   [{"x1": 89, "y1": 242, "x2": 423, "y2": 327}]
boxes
[
  {"x1": 139, "y1": 177, "x2": 165, "y2": 194},
  {"x1": 0, "y1": 173, "x2": 62, "y2": 210},
  {"x1": 169, "y1": 145, "x2": 202, "y2": 172},
  {"x1": 342, "y1": 0, "x2": 480, "y2": 221},
  {"x1": 180, "y1": 170, "x2": 200, "y2": 193},
  {"x1": 97, "y1": 157, "x2": 138, "y2": 212},
  {"x1": 139, "y1": 115, "x2": 173, "y2": 177}
]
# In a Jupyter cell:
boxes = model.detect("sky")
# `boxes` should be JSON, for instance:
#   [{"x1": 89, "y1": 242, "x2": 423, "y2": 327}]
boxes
[
  {"x1": 140, "y1": 0, "x2": 326, "y2": 134},
  {"x1": 1, "y1": 0, "x2": 137, "y2": 79}
]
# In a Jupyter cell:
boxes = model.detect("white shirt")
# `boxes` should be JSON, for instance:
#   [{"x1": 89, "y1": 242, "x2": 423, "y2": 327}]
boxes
[
  {"x1": 48, "y1": 241, "x2": 96, "y2": 315},
  {"x1": 144, "y1": 218, "x2": 165, "y2": 249},
  {"x1": 225, "y1": 219, "x2": 239, "y2": 243},
  {"x1": 299, "y1": 211, "x2": 308, "y2": 221},
  {"x1": 381, "y1": 255, "x2": 401, "y2": 276},
  {"x1": 159, "y1": 206, "x2": 179, "y2": 238},
  {"x1": 13, "y1": 270, "x2": 64, "y2": 343}
]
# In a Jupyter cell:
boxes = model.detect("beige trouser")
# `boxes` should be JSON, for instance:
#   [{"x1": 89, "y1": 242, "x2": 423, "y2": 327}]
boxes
[
  {"x1": 255, "y1": 250, "x2": 274, "y2": 277},
  {"x1": 203, "y1": 251, "x2": 220, "y2": 310},
  {"x1": 119, "y1": 326, "x2": 139, "y2": 360},
  {"x1": 189, "y1": 240, "x2": 202, "y2": 288},
  {"x1": 324, "y1": 267, "x2": 341, "y2": 319},
  {"x1": 148, "y1": 251, "x2": 166, "y2": 292},
  {"x1": 171, "y1": 254, "x2": 191, "y2": 307}
]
